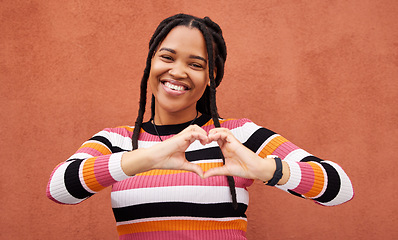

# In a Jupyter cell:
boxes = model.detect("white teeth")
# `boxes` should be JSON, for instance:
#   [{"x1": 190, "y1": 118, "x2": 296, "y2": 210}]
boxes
[{"x1": 164, "y1": 82, "x2": 185, "y2": 91}]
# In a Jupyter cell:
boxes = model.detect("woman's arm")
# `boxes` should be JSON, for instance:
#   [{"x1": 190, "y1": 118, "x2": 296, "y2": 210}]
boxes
[
  {"x1": 203, "y1": 119, "x2": 354, "y2": 206},
  {"x1": 46, "y1": 128, "x2": 131, "y2": 204},
  {"x1": 47, "y1": 125, "x2": 209, "y2": 205}
]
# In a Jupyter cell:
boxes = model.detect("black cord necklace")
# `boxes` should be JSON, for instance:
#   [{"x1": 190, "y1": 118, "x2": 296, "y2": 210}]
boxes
[{"x1": 152, "y1": 110, "x2": 199, "y2": 142}]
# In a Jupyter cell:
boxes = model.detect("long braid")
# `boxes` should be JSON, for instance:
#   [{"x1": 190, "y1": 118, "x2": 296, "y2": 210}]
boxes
[
  {"x1": 197, "y1": 21, "x2": 238, "y2": 210},
  {"x1": 132, "y1": 18, "x2": 183, "y2": 149},
  {"x1": 150, "y1": 94, "x2": 155, "y2": 120},
  {"x1": 131, "y1": 14, "x2": 237, "y2": 209}
]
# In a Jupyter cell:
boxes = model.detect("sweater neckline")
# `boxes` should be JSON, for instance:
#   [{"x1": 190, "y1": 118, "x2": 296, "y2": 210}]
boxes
[{"x1": 142, "y1": 114, "x2": 211, "y2": 136}]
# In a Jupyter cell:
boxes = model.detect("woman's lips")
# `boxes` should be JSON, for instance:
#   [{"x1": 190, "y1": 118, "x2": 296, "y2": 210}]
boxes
[{"x1": 161, "y1": 80, "x2": 190, "y2": 96}]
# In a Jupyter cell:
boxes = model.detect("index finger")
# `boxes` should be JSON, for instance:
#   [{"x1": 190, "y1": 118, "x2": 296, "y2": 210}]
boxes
[
  {"x1": 180, "y1": 125, "x2": 210, "y2": 145},
  {"x1": 181, "y1": 124, "x2": 208, "y2": 135}
]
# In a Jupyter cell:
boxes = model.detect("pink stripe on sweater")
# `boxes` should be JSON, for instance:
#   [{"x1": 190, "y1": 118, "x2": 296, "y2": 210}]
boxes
[
  {"x1": 104, "y1": 127, "x2": 133, "y2": 138},
  {"x1": 108, "y1": 119, "x2": 250, "y2": 143},
  {"x1": 220, "y1": 118, "x2": 251, "y2": 131},
  {"x1": 76, "y1": 147, "x2": 103, "y2": 157},
  {"x1": 200, "y1": 118, "x2": 250, "y2": 133},
  {"x1": 112, "y1": 173, "x2": 253, "y2": 192},
  {"x1": 292, "y1": 162, "x2": 315, "y2": 194},
  {"x1": 119, "y1": 230, "x2": 247, "y2": 240},
  {"x1": 138, "y1": 131, "x2": 173, "y2": 141},
  {"x1": 93, "y1": 155, "x2": 115, "y2": 187},
  {"x1": 272, "y1": 141, "x2": 300, "y2": 159}
]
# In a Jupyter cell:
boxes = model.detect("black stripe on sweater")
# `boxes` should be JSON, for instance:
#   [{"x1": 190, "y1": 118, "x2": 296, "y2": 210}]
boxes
[
  {"x1": 287, "y1": 189, "x2": 305, "y2": 198},
  {"x1": 185, "y1": 147, "x2": 223, "y2": 162},
  {"x1": 112, "y1": 202, "x2": 247, "y2": 222},
  {"x1": 243, "y1": 127, "x2": 276, "y2": 152},
  {"x1": 89, "y1": 136, "x2": 124, "y2": 153},
  {"x1": 64, "y1": 159, "x2": 94, "y2": 199},
  {"x1": 302, "y1": 156, "x2": 341, "y2": 203},
  {"x1": 184, "y1": 127, "x2": 275, "y2": 162}
]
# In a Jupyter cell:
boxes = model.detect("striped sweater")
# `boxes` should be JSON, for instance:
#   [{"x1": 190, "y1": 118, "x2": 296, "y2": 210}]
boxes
[{"x1": 46, "y1": 115, "x2": 354, "y2": 239}]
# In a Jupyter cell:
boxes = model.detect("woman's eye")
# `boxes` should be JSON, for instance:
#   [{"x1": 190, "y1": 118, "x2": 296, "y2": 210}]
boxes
[
  {"x1": 190, "y1": 63, "x2": 204, "y2": 69},
  {"x1": 160, "y1": 55, "x2": 173, "y2": 61}
]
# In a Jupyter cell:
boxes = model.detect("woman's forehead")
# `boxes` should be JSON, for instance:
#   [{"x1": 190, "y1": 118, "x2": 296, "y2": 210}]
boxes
[{"x1": 158, "y1": 26, "x2": 207, "y2": 58}]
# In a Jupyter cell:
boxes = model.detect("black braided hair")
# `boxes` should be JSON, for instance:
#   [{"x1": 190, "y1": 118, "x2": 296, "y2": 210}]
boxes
[{"x1": 131, "y1": 13, "x2": 237, "y2": 210}]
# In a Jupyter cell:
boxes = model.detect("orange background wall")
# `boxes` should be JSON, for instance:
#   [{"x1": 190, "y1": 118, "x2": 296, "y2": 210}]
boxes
[{"x1": 1, "y1": 0, "x2": 397, "y2": 239}]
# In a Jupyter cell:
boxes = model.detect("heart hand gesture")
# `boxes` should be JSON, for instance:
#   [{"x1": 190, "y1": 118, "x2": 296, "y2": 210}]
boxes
[
  {"x1": 122, "y1": 125, "x2": 209, "y2": 178},
  {"x1": 122, "y1": 125, "x2": 284, "y2": 183},
  {"x1": 204, "y1": 128, "x2": 275, "y2": 181}
]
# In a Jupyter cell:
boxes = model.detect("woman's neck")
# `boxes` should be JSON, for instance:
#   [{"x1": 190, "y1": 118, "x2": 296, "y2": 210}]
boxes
[{"x1": 153, "y1": 107, "x2": 200, "y2": 126}]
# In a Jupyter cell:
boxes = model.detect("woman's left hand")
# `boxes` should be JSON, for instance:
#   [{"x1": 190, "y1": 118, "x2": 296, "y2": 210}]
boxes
[{"x1": 203, "y1": 128, "x2": 276, "y2": 181}]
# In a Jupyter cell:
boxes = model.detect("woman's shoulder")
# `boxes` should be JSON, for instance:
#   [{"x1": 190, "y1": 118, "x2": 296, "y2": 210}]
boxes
[
  {"x1": 219, "y1": 117, "x2": 253, "y2": 126},
  {"x1": 217, "y1": 117, "x2": 274, "y2": 134},
  {"x1": 95, "y1": 125, "x2": 135, "y2": 138},
  {"x1": 216, "y1": 117, "x2": 256, "y2": 129}
]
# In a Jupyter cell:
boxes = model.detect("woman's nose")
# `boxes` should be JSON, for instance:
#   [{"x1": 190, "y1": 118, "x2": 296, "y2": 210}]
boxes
[{"x1": 169, "y1": 62, "x2": 187, "y2": 79}]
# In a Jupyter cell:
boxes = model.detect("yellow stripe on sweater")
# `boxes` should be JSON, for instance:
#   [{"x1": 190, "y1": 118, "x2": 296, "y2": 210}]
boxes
[
  {"x1": 117, "y1": 219, "x2": 247, "y2": 235},
  {"x1": 303, "y1": 162, "x2": 325, "y2": 198},
  {"x1": 79, "y1": 142, "x2": 111, "y2": 155},
  {"x1": 116, "y1": 126, "x2": 135, "y2": 132},
  {"x1": 82, "y1": 157, "x2": 105, "y2": 192},
  {"x1": 257, "y1": 135, "x2": 289, "y2": 158},
  {"x1": 136, "y1": 162, "x2": 224, "y2": 176}
]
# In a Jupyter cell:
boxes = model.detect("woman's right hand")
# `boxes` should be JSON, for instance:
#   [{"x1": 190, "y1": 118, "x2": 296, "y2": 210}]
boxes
[{"x1": 121, "y1": 125, "x2": 209, "y2": 178}]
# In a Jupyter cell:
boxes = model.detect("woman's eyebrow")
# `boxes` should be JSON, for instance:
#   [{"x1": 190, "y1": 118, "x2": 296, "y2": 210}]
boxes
[
  {"x1": 159, "y1": 47, "x2": 207, "y2": 63},
  {"x1": 189, "y1": 55, "x2": 207, "y2": 63},
  {"x1": 159, "y1": 47, "x2": 176, "y2": 54}
]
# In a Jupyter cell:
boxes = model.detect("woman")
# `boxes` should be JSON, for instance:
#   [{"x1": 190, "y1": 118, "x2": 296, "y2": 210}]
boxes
[{"x1": 47, "y1": 14, "x2": 354, "y2": 239}]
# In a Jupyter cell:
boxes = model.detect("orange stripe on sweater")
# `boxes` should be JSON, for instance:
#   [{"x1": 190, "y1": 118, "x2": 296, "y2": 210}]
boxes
[
  {"x1": 303, "y1": 162, "x2": 325, "y2": 198},
  {"x1": 117, "y1": 219, "x2": 247, "y2": 235},
  {"x1": 203, "y1": 118, "x2": 215, "y2": 127},
  {"x1": 79, "y1": 142, "x2": 111, "y2": 155},
  {"x1": 82, "y1": 157, "x2": 105, "y2": 192},
  {"x1": 202, "y1": 118, "x2": 233, "y2": 127},
  {"x1": 136, "y1": 162, "x2": 224, "y2": 176},
  {"x1": 257, "y1": 135, "x2": 288, "y2": 158}
]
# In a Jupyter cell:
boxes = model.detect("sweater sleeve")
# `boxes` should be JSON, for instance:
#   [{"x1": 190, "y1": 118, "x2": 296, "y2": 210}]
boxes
[
  {"x1": 237, "y1": 119, "x2": 354, "y2": 206},
  {"x1": 46, "y1": 128, "x2": 130, "y2": 204}
]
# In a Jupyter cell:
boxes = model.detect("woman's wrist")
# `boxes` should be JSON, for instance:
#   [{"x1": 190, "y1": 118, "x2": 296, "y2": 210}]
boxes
[
  {"x1": 255, "y1": 156, "x2": 276, "y2": 182},
  {"x1": 256, "y1": 156, "x2": 290, "y2": 185},
  {"x1": 121, "y1": 148, "x2": 152, "y2": 176}
]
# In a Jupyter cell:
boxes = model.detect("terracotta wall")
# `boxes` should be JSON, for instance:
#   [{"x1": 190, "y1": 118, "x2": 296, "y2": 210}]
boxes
[{"x1": 1, "y1": 0, "x2": 397, "y2": 239}]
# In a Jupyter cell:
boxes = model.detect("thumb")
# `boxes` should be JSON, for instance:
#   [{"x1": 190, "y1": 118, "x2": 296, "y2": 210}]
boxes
[
  {"x1": 181, "y1": 162, "x2": 204, "y2": 178},
  {"x1": 203, "y1": 166, "x2": 230, "y2": 178}
]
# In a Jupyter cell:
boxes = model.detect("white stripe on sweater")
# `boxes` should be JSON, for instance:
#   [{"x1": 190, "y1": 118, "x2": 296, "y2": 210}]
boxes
[
  {"x1": 321, "y1": 161, "x2": 354, "y2": 206},
  {"x1": 109, "y1": 152, "x2": 130, "y2": 182},
  {"x1": 111, "y1": 185, "x2": 249, "y2": 208},
  {"x1": 49, "y1": 161, "x2": 84, "y2": 204},
  {"x1": 116, "y1": 216, "x2": 248, "y2": 226}
]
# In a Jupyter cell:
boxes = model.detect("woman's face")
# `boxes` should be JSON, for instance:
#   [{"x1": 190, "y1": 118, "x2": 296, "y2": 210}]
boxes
[{"x1": 149, "y1": 26, "x2": 209, "y2": 122}]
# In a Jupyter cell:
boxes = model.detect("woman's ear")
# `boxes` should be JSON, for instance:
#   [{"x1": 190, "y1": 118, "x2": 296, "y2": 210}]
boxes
[{"x1": 208, "y1": 68, "x2": 217, "y2": 86}]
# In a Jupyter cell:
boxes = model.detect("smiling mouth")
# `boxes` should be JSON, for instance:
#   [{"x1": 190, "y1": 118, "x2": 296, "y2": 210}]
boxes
[{"x1": 161, "y1": 81, "x2": 191, "y2": 92}]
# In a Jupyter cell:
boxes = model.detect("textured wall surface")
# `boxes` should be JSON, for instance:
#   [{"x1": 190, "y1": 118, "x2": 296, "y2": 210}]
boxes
[{"x1": 1, "y1": 0, "x2": 397, "y2": 239}]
